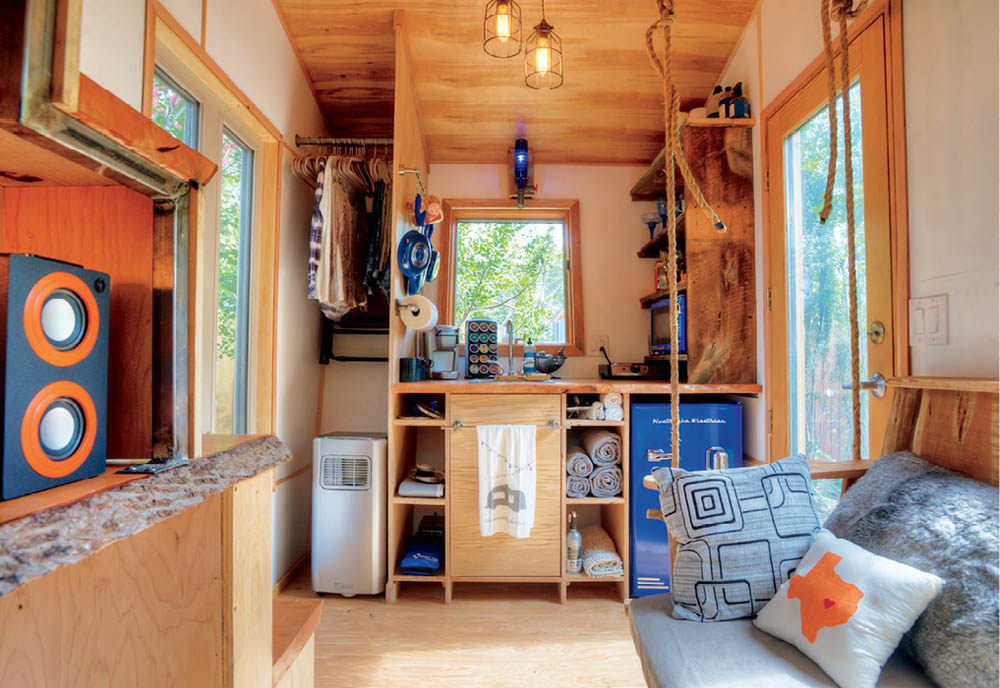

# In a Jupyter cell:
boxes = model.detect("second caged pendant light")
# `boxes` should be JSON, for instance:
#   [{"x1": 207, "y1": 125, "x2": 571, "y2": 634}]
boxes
[{"x1": 524, "y1": 0, "x2": 563, "y2": 89}]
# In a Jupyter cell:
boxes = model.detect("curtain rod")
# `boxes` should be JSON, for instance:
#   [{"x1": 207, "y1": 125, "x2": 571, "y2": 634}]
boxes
[{"x1": 295, "y1": 135, "x2": 393, "y2": 146}]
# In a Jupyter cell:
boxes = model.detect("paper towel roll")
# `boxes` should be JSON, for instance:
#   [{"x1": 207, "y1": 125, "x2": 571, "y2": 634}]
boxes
[{"x1": 399, "y1": 294, "x2": 438, "y2": 331}]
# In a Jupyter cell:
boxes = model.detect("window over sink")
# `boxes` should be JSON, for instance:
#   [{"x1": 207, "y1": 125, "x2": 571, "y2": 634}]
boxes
[{"x1": 440, "y1": 200, "x2": 584, "y2": 355}]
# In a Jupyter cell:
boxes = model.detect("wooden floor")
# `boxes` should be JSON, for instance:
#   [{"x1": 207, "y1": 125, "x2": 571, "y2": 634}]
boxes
[{"x1": 279, "y1": 566, "x2": 647, "y2": 687}]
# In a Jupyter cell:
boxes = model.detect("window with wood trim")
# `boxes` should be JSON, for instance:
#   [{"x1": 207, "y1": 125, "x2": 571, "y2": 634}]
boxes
[{"x1": 440, "y1": 200, "x2": 584, "y2": 356}]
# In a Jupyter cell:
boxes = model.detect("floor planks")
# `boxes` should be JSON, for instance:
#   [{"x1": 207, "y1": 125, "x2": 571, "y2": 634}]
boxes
[{"x1": 279, "y1": 566, "x2": 647, "y2": 687}]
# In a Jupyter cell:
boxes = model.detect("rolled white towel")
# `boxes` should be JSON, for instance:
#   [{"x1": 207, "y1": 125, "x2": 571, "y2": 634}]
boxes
[
  {"x1": 604, "y1": 406, "x2": 624, "y2": 422},
  {"x1": 566, "y1": 445, "x2": 594, "y2": 477},
  {"x1": 566, "y1": 475, "x2": 590, "y2": 498},
  {"x1": 600, "y1": 393, "x2": 623, "y2": 409},
  {"x1": 590, "y1": 465, "x2": 623, "y2": 498},
  {"x1": 581, "y1": 429, "x2": 621, "y2": 466}
]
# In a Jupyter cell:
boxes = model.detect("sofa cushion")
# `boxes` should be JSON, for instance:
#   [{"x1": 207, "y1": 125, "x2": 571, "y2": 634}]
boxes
[
  {"x1": 652, "y1": 455, "x2": 820, "y2": 621},
  {"x1": 753, "y1": 529, "x2": 943, "y2": 688},
  {"x1": 825, "y1": 451, "x2": 1000, "y2": 688},
  {"x1": 629, "y1": 593, "x2": 934, "y2": 688}
]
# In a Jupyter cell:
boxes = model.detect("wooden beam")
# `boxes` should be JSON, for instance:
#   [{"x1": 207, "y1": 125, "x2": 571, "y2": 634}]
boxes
[
  {"x1": 50, "y1": 0, "x2": 82, "y2": 111},
  {"x1": 888, "y1": 377, "x2": 999, "y2": 394}
]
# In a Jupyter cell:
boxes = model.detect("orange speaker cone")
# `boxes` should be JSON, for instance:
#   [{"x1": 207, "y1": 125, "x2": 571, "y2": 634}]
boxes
[
  {"x1": 20, "y1": 381, "x2": 98, "y2": 478},
  {"x1": 23, "y1": 272, "x2": 100, "y2": 367}
]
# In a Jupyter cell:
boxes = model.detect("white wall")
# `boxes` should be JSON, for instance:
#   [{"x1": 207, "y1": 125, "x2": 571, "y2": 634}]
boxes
[
  {"x1": 719, "y1": 0, "x2": 999, "y2": 460},
  {"x1": 80, "y1": 0, "x2": 328, "y2": 583}
]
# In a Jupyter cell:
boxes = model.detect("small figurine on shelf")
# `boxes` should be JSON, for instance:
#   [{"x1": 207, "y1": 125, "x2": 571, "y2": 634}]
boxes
[
  {"x1": 706, "y1": 85, "x2": 724, "y2": 118},
  {"x1": 730, "y1": 82, "x2": 751, "y2": 119},
  {"x1": 655, "y1": 250, "x2": 687, "y2": 290},
  {"x1": 718, "y1": 85, "x2": 734, "y2": 118}
]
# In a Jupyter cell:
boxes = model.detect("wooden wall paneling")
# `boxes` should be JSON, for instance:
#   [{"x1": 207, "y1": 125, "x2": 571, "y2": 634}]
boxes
[
  {"x1": 223, "y1": 469, "x2": 275, "y2": 688},
  {"x1": 684, "y1": 126, "x2": 756, "y2": 384},
  {"x1": 385, "y1": 10, "x2": 431, "y2": 602},
  {"x1": 0, "y1": 495, "x2": 225, "y2": 687},
  {"x1": 1, "y1": 186, "x2": 154, "y2": 459},
  {"x1": 50, "y1": 0, "x2": 82, "y2": 111},
  {"x1": 449, "y1": 395, "x2": 562, "y2": 578},
  {"x1": 910, "y1": 389, "x2": 999, "y2": 486},
  {"x1": 0, "y1": 4, "x2": 27, "y2": 123}
]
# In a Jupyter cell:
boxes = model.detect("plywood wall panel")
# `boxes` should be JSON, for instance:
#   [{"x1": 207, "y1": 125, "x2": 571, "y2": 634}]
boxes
[
  {"x1": 0, "y1": 495, "x2": 225, "y2": 687},
  {"x1": 1, "y1": 186, "x2": 154, "y2": 458}
]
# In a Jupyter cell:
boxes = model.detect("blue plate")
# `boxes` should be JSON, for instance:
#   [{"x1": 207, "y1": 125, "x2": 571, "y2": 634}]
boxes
[{"x1": 397, "y1": 229, "x2": 431, "y2": 295}]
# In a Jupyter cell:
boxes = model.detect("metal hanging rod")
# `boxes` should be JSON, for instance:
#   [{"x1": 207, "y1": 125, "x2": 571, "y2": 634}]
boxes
[
  {"x1": 295, "y1": 135, "x2": 394, "y2": 147},
  {"x1": 440, "y1": 419, "x2": 571, "y2": 431},
  {"x1": 398, "y1": 167, "x2": 427, "y2": 195}
]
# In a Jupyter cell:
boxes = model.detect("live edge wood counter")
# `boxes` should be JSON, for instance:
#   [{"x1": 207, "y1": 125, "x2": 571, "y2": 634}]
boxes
[
  {"x1": 393, "y1": 379, "x2": 762, "y2": 395},
  {"x1": 0, "y1": 435, "x2": 291, "y2": 688}
]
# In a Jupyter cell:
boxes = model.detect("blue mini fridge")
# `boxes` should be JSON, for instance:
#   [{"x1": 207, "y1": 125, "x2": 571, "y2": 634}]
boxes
[{"x1": 629, "y1": 401, "x2": 743, "y2": 598}]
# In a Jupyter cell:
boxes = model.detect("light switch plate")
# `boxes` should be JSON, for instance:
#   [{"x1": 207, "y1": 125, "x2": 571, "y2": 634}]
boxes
[{"x1": 909, "y1": 294, "x2": 949, "y2": 346}]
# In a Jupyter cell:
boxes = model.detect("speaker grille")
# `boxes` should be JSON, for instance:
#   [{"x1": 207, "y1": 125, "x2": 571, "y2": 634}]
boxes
[{"x1": 320, "y1": 455, "x2": 370, "y2": 490}]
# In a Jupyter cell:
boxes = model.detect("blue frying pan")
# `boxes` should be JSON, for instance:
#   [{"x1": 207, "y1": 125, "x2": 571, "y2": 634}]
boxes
[{"x1": 397, "y1": 228, "x2": 431, "y2": 295}]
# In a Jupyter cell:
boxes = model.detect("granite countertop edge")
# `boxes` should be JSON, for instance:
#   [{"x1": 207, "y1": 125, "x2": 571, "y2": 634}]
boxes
[{"x1": 0, "y1": 435, "x2": 291, "y2": 597}]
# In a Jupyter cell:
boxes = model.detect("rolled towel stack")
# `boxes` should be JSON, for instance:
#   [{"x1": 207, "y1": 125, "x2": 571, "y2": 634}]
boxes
[
  {"x1": 590, "y1": 465, "x2": 624, "y2": 498},
  {"x1": 581, "y1": 524, "x2": 624, "y2": 578},
  {"x1": 601, "y1": 393, "x2": 624, "y2": 422},
  {"x1": 567, "y1": 446, "x2": 594, "y2": 478},
  {"x1": 566, "y1": 476, "x2": 590, "y2": 499},
  {"x1": 581, "y1": 429, "x2": 622, "y2": 466}
]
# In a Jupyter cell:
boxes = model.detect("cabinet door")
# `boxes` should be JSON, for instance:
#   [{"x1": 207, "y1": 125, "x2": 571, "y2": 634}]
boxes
[{"x1": 450, "y1": 394, "x2": 562, "y2": 577}]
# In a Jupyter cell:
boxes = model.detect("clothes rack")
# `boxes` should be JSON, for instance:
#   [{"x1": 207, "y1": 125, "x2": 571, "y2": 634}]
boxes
[{"x1": 295, "y1": 135, "x2": 393, "y2": 147}]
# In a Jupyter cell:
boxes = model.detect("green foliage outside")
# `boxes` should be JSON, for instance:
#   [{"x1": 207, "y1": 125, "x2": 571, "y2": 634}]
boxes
[
  {"x1": 216, "y1": 133, "x2": 247, "y2": 362},
  {"x1": 151, "y1": 74, "x2": 191, "y2": 145},
  {"x1": 453, "y1": 221, "x2": 566, "y2": 344},
  {"x1": 787, "y1": 83, "x2": 867, "y2": 515}
]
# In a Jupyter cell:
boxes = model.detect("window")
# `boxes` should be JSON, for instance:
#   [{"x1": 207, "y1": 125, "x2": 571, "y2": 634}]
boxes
[
  {"x1": 214, "y1": 129, "x2": 254, "y2": 434},
  {"x1": 151, "y1": 67, "x2": 200, "y2": 149},
  {"x1": 441, "y1": 201, "x2": 584, "y2": 354}
]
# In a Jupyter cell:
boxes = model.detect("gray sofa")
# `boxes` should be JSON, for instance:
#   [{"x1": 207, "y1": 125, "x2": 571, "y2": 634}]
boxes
[{"x1": 629, "y1": 451, "x2": 1000, "y2": 688}]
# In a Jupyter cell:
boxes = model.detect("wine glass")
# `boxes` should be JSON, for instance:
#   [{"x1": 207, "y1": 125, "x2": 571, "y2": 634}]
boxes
[
  {"x1": 640, "y1": 212, "x2": 660, "y2": 239},
  {"x1": 655, "y1": 197, "x2": 669, "y2": 229}
]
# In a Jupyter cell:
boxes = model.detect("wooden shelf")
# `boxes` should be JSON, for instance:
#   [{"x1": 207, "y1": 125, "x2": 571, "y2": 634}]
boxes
[
  {"x1": 392, "y1": 567, "x2": 445, "y2": 583},
  {"x1": 566, "y1": 497, "x2": 625, "y2": 505},
  {"x1": 393, "y1": 379, "x2": 762, "y2": 395},
  {"x1": 392, "y1": 416, "x2": 447, "y2": 427},
  {"x1": 684, "y1": 116, "x2": 755, "y2": 128},
  {"x1": 645, "y1": 353, "x2": 688, "y2": 363},
  {"x1": 637, "y1": 214, "x2": 685, "y2": 258},
  {"x1": 564, "y1": 572, "x2": 626, "y2": 583},
  {"x1": 640, "y1": 283, "x2": 687, "y2": 308},
  {"x1": 392, "y1": 493, "x2": 446, "y2": 505},
  {"x1": 565, "y1": 419, "x2": 625, "y2": 427}
]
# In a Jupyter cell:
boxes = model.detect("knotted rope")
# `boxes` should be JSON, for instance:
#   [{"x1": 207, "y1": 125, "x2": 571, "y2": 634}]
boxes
[
  {"x1": 644, "y1": 0, "x2": 727, "y2": 467},
  {"x1": 819, "y1": 0, "x2": 868, "y2": 461}
]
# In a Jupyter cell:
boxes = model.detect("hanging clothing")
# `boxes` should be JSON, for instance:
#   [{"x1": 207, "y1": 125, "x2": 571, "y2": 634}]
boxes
[{"x1": 307, "y1": 164, "x2": 325, "y2": 299}]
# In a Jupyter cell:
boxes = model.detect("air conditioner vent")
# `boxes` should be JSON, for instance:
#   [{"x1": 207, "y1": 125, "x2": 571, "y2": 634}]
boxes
[{"x1": 320, "y1": 455, "x2": 370, "y2": 490}]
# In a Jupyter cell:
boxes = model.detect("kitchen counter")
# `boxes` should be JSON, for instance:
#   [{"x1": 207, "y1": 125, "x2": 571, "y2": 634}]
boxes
[
  {"x1": 393, "y1": 378, "x2": 761, "y2": 395},
  {"x1": 0, "y1": 434, "x2": 290, "y2": 596}
]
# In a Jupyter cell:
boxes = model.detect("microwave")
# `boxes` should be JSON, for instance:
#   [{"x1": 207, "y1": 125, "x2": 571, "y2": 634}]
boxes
[{"x1": 649, "y1": 295, "x2": 687, "y2": 355}]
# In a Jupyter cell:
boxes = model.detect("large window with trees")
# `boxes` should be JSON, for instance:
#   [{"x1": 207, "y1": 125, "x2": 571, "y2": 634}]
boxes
[{"x1": 441, "y1": 200, "x2": 584, "y2": 354}]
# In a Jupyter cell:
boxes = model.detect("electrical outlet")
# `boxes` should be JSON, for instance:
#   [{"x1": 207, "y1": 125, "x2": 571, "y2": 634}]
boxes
[
  {"x1": 587, "y1": 334, "x2": 609, "y2": 357},
  {"x1": 909, "y1": 294, "x2": 949, "y2": 346}
]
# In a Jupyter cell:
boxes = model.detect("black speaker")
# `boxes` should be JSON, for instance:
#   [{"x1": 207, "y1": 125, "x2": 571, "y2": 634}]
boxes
[{"x1": 1, "y1": 254, "x2": 110, "y2": 500}]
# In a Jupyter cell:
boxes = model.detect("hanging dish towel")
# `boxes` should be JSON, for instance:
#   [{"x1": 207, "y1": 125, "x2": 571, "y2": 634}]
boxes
[{"x1": 477, "y1": 425, "x2": 536, "y2": 538}]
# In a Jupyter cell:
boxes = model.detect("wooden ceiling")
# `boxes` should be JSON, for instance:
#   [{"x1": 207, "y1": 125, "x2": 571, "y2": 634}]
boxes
[{"x1": 275, "y1": 1, "x2": 756, "y2": 164}]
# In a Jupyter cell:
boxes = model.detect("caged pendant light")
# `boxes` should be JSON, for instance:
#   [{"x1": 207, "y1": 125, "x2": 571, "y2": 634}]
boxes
[
  {"x1": 524, "y1": 0, "x2": 563, "y2": 89},
  {"x1": 483, "y1": 0, "x2": 522, "y2": 58}
]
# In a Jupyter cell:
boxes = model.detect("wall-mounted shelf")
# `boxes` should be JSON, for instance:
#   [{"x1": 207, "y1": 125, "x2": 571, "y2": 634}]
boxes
[
  {"x1": 637, "y1": 213, "x2": 685, "y2": 258},
  {"x1": 684, "y1": 117, "x2": 755, "y2": 128},
  {"x1": 640, "y1": 283, "x2": 687, "y2": 308}
]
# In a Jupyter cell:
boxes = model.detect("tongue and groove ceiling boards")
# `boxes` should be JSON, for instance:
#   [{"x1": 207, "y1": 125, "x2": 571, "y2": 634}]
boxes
[{"x1": 274, "y1": 1, "x2": 756, "y2": 164}]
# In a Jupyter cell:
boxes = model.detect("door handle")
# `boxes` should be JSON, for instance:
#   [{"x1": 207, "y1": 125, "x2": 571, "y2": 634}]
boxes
[
  {"x1": 647, "y1": 450, "x2": 672, "y2": 463},
  {"x1": 841, "y1": 372, "x2": 887, "y2": 398},
  {"x1": 705, "y1": 446, "x2": 729, "y2": 471}
]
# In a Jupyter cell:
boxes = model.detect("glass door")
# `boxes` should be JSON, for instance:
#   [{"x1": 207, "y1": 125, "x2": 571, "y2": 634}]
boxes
[{"x1": 765, "y1": 17, "x2": 896, "y2": 507}]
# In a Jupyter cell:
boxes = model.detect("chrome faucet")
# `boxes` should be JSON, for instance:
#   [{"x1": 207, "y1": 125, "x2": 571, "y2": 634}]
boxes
[{"x1": 505, "y1": 319, "x2": 516, "y2": 375}]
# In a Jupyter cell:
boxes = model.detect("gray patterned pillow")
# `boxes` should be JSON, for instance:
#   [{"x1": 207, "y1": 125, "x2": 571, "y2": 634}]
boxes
[{"x1": 652, "y1": 455, "x2": 821, "y2": 622}]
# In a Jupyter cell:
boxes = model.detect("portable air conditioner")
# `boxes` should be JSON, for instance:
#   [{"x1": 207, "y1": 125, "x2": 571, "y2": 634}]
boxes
[{"x1": 311, "y1": 433, "x2": 387, "y2": 596}]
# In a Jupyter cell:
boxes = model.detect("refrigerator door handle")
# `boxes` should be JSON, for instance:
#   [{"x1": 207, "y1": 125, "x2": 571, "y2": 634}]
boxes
[{"x1": 706, "y1": 446, "x2": 730, "y2": 471}]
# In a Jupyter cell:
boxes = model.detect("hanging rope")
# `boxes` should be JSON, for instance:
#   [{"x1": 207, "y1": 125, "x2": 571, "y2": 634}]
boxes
[
  {"x1": 819, "y1": 0, "x2": 868, "y2": 461},
  {"x1": 645, "y1": 0, "x2": 727, "y2": 467}
]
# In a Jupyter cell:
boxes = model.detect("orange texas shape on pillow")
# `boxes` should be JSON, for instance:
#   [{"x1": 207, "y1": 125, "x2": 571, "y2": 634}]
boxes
[{"x1": 787, "y1": 551, "x2": 864, "y2": 643}]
